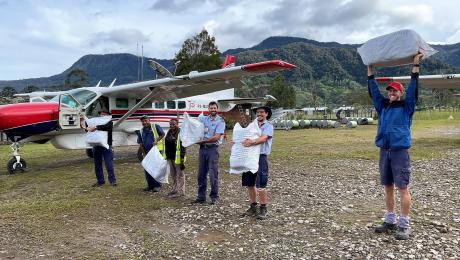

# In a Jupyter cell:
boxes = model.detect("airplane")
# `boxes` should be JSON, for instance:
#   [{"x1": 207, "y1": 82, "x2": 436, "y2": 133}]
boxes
[
  {"x1": 376, "y1": 73, "x2": 460, "y2": 89},
  {"x1": 0, "y1": 55, "x2": 296, "y2": 173}
]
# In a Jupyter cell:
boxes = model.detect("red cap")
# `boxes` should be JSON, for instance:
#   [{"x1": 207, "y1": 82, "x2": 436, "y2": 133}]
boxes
[{"x1": 386, "y1": 81, "x2": 404, "y2": 92}]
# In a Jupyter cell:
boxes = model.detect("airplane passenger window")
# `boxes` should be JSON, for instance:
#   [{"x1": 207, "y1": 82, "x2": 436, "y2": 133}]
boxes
[
  {"x1": 167, "y1": 101, "x2": 176, "y2": 109},
  {"x1": 154, "y1": 102, "x2": 165, "y2": 109},
  {"x1": 86, "y1": 96, "x2": 109, "y2": 117},
  {"x1": 136, "y1": 99, "x2": 153, "y2": 108},
  {"x1": 178, "y1": 101, "x2": 186, "y2": 109},
  {"x1": 116, "y1": 98, "x2": 129, "y2": 108}
]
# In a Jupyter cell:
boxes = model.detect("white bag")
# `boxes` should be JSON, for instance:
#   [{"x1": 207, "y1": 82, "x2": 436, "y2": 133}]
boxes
[
  {"x1": 141, "y1": 146, "x2": 169, "y2": 183},
  {"x1": 229, "y1": 120, "x2": 261, "y2": 174},
  {"x1": 85, "y1": 116, "x2": 112, "y2": 149},
  {"x1": 179, "y1": 112, "x2": 205, "y2": 147},
  {"x1": 357, "y1": 29, "x2": 438, "y2": 67}
]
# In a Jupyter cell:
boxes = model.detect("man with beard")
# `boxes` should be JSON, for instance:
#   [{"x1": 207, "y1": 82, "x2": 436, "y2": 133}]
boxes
[
  {"x1": 241, "y1": 106, "x2": 273, "y2": 219},
  {"x1": 193, "y1": 101, "x2": 225, "y2": 205}
]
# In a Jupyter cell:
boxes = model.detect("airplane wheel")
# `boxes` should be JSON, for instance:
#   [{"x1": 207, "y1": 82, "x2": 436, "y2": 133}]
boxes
[
  {"x1": 137, "y1": 147, "x2": 145, "y2": 162},
  {"x1": 7, "y1": 158, "x2": 27, "y2": 174},
  {"x1": 86, "y1": 148, "x2": 94, "y2": 158}
]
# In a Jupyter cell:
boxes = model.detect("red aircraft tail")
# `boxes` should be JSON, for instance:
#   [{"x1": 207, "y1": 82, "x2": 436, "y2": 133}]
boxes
[{"x1": 222, "y1": 55, "x2": 236, "y2": 69}]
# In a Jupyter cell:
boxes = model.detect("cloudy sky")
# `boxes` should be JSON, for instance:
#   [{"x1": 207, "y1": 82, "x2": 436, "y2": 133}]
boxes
[{"x1": 1, "y1": 0, "x2": 459, "y2": 80}]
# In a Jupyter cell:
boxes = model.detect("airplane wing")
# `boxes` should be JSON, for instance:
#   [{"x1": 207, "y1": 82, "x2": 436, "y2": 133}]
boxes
[
  {"x1": 111, "y1": 60, "x2": 296, "y2": 126},
  {"x1": 218, "y1": 95, "x2": 276, "y2": 105},
  {"x1": 376, "y1": 74, "x2": 460, "y2": 89},
  {"x1": 14, "y1": 91, "x2": 64, "y2": 99}
]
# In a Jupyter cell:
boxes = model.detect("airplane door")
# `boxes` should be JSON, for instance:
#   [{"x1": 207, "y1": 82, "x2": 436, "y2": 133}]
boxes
[{"x1": 58, "y1": 94, "x2": 83, "y2": 130}]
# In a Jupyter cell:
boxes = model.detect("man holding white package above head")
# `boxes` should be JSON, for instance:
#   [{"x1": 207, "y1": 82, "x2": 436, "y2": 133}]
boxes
[{"x1": 241, "y1": 106, "x2": 273, "y2": 220}]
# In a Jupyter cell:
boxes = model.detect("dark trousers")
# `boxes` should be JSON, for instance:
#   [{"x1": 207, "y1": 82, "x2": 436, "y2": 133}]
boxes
[
  {"x1": 144, "y1": 170, "x2": 162, "y2": 189},
  {"x1": 93, "y1": 146, "x2": 116, "y2": 184},
  {"x1": 197, "y1": 146, "x2": 219, "y2": 201}
]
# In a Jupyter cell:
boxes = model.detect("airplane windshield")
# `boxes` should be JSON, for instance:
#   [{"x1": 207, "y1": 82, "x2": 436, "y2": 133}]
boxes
[{"x1": 50, "y1": 89, "x2": 97, "y2": 107}]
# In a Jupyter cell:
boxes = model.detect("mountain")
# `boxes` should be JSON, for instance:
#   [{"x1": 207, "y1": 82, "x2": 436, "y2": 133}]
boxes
[
  {"x1": 0, "y1": 54, "x2": 174, "y2": 90},
  {"x1": 1, "y1": 36, "x2": 459, "y2": 93}
]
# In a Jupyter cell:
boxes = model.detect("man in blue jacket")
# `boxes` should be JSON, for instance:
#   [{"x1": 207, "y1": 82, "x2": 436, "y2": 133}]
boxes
[{"x1": 367, "y1": 53, "x2": 423, "y2": 240}]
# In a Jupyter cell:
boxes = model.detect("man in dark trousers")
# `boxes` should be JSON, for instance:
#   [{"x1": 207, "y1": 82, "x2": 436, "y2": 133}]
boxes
[
  {"x1": 194, "y1": 101, "x2": 225, "y2": 205},
  {"x1": 137, "y1": 115, "x2": 165, "y2": 192},
  {"x1": 86, "y1": 110, "x2": 116, "y2": 187}
]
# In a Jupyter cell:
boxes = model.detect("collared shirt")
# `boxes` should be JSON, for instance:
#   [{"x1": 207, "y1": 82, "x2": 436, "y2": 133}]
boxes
[
  {"x1": 137, "y1": 124, "x2": 165, "y2": 152},
  {"x1": 259, "y1": 120, "x2": 273, "y2": 155},
  {"x1": 199, "y1": 114, "x2": 225, "y2": 145}
]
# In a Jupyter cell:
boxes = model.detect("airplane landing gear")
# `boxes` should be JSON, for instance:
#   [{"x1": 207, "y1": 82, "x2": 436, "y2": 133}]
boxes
[{"x1": 7, "y1": 142, "x2": 27, "y2": 174}]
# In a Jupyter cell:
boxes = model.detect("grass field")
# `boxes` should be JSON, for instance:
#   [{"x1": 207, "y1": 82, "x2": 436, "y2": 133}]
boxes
[{"x1": 0, "y1": 116, "x2": 459, "y2": 259}]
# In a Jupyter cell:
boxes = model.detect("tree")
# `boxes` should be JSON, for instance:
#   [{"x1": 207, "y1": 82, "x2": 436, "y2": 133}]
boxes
[
  {"x1": 174, "y1": 29, "x2": 222, "y2": 75},
  {"x1": 65, "y1": 69, "x2": 88, "y2": 89},
  {"x1": 267, "y1": 75, "x2": 296, "y2": 108},
  {"x1": 0, "y1": 86, "x2": 17, "y2": 97},
  {"x1": 21, "y1": 85, "x2": 40, "y2": 93}
]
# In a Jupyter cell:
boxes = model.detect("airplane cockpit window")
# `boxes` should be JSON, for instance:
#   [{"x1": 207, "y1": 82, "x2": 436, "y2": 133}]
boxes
[
  {"x1": 154, "y1": 102, "x2": 165, "y2": 109},
  {"x1": 178, "y1": 101, "x2": 186, "y2": 109},
  {"x1": 167, "y1": 101, "x2": 176, "y2": 109},
  {"x1": 86, "y1": 96, "x2": 109, "y2": 117},
  {"x1": 49, "y1": 89, "x2": 97, "y2": 107}
]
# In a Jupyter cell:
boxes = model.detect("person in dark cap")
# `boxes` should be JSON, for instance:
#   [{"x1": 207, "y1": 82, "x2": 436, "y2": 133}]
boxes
[
  {"x1": 85, "y1": 110, "x2": 116, "y2": 187},
  {"x1": 240, "y1": 105, "x2": 273, "y2": 220},
  {"x1": 137, "y1": 115, "x2": 165, "y2": 192},
  {"x1": 367, "y1": 53, "x2": 423, "y2": 240}
]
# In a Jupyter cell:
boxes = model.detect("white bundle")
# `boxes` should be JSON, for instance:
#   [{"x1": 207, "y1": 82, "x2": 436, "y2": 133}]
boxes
[
  {"x1": 85, "y1": 116, "x2": 112, "y2": 149},
  {"x1": 357, "y1": 29, "x2": 438, "y2": 67},
  {"x1": 230, "y1": 120, "x2": 261, "y2": 174},
  {"x1": 142, "y1": 146, "x2": 169, "y2": 183},
  {"x1": 179, "y1": 112, "x2": 205, "y2": 147}
]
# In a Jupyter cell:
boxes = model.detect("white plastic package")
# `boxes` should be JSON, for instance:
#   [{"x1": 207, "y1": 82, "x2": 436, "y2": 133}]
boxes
[
  {"x1": 179, "y1": 112, "x2": 205, "y2": 147},
  {"x1": 141, "y1": 146, "x2": 169, "y2": 183},
  {"x1": 85, "y1": 116, "x2": 112, "y2": 149},
  {"x1": 229, "y1": 120, "x2": 261, "y2": 174},
  {"x1": 357, "y1": 29, "x2": 438, "y2": 67}
]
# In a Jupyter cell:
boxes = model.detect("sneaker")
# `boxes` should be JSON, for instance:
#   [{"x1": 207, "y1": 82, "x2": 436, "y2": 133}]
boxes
[
  {"x1": 395, "y1": 227, "x2": 411, "y2": 240},
  {"x1": 151, "y1": 187, "x2": 161, "y2": 193},
  {"x1": 241, "y1": 204, "x2": 258, "y2": 217},
  {"x1": 92, "y1": 182, "x2": 104, "y2": 187},
  {"x1": 191, "y1": 199, "x2": 205, "y2": 204},
  {"x1": 374, "y1": 222, "x2": 397, "y2": 233},
  {"x1": 257, "y1": 206, "x2": 268, "y2": 220}
]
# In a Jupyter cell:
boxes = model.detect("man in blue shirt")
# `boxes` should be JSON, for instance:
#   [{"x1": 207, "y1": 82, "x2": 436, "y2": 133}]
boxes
[
  {"x1": 193, "y1": 101, "x2": 225, "y2": 205},
  {"x1": 368, "y1": 53, "x2": 422, "y2": 240},
  {"x1": 137, "y1": 115, "x2": 165, "y2": 192},
  {"x1": 241, "y1": 106, "x2": 274, "y2": 219}
]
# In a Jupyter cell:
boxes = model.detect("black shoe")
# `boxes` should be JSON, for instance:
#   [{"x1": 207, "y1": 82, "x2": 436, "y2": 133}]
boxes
[
  {"x1": 92, "y1": 182, "x2": 104, "y2": 187},
  {"x1": 242, "y1": 204, "x2": 258, "y2": 217},
  {"x1": 152, "y1": 187, "x2": 161, "y2": 193},
  {"x1": 395, "y1": 227, "x2": 411, "y2": 240},
  {"x1": 375, "y1": 222, "x2": 397, "y2": 233},
  {"x1": 191, "y1": 199, "x2": 205, "y2": 204},
  {"x1": 257, "y1": 205, "x2": 268, "y2": 220},
  {"x1": 210, "y1": 199, "x2": 218, "y2": 205},
  {"x1": 110, "y1": 183, "x2": 117, "y2": 187},
  {"x1": 143, "y1": 187, "x2": 153, "y2": 192}
]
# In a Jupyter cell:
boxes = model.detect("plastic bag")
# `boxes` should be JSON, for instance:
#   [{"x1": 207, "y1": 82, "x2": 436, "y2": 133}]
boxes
[
  {"x1": 357, "y1": 29, "x2": 438, "y2": 67},
  {"x1": 229, "y1": 120, "x2": 261, "y2": 174},
  {"x1": 179, "y1": 112, "x2": 205, "y2": 147},
  {"x1": 141, "y1": 146, "x2": 168, "y2": 183},
  {"x1": 85, "y1": 116, "x2": 112, "y2": 149}
]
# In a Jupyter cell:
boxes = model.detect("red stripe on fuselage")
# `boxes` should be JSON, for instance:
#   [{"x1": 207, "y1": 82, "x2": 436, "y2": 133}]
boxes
[{"x1": 0, "y1": 103, "x2": 59, "y2": 131}]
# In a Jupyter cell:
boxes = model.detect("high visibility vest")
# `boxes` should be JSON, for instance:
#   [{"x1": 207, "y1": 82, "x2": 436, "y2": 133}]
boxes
[
  {"x1": 150, "y1": 123, "x2": 164, "y2": 154},
  {"x1": 174, "y1": 133, "x2": 186, "y2": 164}
]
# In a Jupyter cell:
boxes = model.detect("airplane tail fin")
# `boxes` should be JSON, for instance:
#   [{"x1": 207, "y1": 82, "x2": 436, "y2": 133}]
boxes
[{"x1": 222, "y1": 55, "x2": 236, "y2": 69}]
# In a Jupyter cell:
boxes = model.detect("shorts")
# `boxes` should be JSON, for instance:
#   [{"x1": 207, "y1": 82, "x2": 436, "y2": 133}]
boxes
[
  {"x1": 242, "y1": 154, "x2": 268, "y2": 188},
  {"x1": 379, "y1": 149, "x2": 411, "y2": 188}
]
